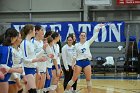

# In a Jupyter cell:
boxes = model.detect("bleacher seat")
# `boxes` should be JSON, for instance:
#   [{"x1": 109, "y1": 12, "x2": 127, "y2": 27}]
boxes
[
  {"x1": 90, "y1": 42, "x2": 126, "y2": 75},
  {"x1": 92, "y1": 56, "x2": 106, "y2": 75},
  {"x1": 116, "y1": 57, "x2": 125, "y2": 73}
]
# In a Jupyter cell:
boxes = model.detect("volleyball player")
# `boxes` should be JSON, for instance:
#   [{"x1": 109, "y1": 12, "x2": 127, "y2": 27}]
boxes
[
  {"x1": 64, "y1": 25, "x2": 103, "y2": 93},
  {"x1": 31, "y1": 25, "x2": 47, "y2": 92},
  {"x1": 20, "y1": 24, "x2": 47, "y2": 93},
  {"x1": 62, "y1": 35, "x2": 77, "y2": 92},
  {"x1": 43, "y1": 37, "x2": 55, "y2": 93},
  {"x1": 8, "y1": 32, "x2": 27, "y2": 93},
  {"x1": 51, "y1": 32, "x2": 62, "y2": 93},
  {"x1": 0, "y1": 28, "x2": 23, "y2": 93}
]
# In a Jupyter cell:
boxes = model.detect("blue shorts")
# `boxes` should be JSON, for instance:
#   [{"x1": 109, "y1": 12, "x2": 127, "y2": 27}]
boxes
[
  {"x1": 0, "y1": 73, "x2": 11, "y2": 82},
  {"x1": 52, "y1": 64, "x2": 60, "y2": 70},
  {"x1": 76, "y1": 59, "x2": 91, "y2": 68},
  {"x1": 8, "y1": 81, "x2": 16, "y2": 84},
  {"x1": 44, "y1": 68, "x2": 52, "y2": 88},
  {"x1": 24, "y1": 67, "x2": 36, "y2": 75}
]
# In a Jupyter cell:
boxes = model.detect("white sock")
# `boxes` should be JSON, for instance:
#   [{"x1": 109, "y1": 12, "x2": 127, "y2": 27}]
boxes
[
  {"x1": 49, "y1": 85, "x2": 57, "y2": 90},
  {"x1": 37, "y1": 89, "x2": 40, "y2": 93},
  {"x1": 40, "y1": 89, "x2": 43, "y2": 93}
]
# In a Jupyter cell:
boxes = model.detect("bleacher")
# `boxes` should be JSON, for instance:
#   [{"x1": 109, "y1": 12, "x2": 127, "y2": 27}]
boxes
[
  {"x1": 90, "y1": 40, "x2": 140, "y2": 77},
  {"x1": 90, "y1": 42, "x2": 126, "y2": 75},
  {"x1": 91, "y1": 42, "x2": 125, "y2": 58}
]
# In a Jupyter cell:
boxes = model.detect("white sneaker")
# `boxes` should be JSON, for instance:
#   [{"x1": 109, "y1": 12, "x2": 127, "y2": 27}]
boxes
[
  {"x1": 43, "y1": 85, "x2": 57, "y2": 92},
  {"x1": 49, "y1": 85, "x2": 57, "y2": 90},
  {"x1": 64, "y1": 90, "x2": 72, "y2": 93},
  {"x1": 37, "y1": 89, "x2": 40, "y2": 93},
  {"x1": 42, "y1": 88, "x2": 48, "y2": 92},
  {"x1": 72, "y1": 90, "x2": 79, "y2": 93}
]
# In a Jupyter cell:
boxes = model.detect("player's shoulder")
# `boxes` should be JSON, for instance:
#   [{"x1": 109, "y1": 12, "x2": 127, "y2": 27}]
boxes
[
  {"x1": 62, "y1": 44, "x2": 67, "y2": 49},
  {"x1": 75, "y1": 42, "x2": 80, "y2": 46}
]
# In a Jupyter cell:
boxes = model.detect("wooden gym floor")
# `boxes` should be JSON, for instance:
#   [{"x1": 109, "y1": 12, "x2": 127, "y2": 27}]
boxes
[{"x1": 58, "y1": 79, "x2": 140, "y2": 93}]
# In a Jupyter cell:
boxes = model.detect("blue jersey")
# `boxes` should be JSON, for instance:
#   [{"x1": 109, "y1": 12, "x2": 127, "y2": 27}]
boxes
[{"x1": 0, "y1": 46, "x2": 13, "y2": 68}]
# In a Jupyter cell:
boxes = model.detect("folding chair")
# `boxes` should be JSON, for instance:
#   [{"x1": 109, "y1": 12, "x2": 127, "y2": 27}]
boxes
[
  {"x1": 93, "y1": 56, "x2": 106, "y2": 75},
  {"x1": 116, "y1": 57, "x2": 125, "y2": 74}
]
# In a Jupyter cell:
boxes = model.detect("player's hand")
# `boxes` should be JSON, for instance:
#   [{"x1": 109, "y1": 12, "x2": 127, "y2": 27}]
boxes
[
  {"x1": 0, "y1": 67, "x2": 8, "y2": 75},
  {"x1": 46, "y1": 73, "x2": 50, "y2": 80},
  {"x1": 0, "y1": 71, "x2": 4, "y2": 79},
  {"x1": 48, "y1": 54, "x2": 54, "y2": 59},
  {"x1": 38, "y1": 57, "x2": 47, "y2": 62},
  {"x1": 99, "y1": 23, "x2": 105, "y2": 28},
  {"x1": 16, "y1": 68, "x2": 23, "y2": 74}
]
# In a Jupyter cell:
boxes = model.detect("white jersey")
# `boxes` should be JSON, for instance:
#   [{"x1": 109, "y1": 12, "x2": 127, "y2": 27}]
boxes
[
  {"x1": 46, "y1": 45, "x2": 55, "y2": 68},
  {"x1": 75, "y1": 31, "x2": 99, "y2": 61},
  {"x1": 9, "y1": 47, "x2": 25, "y2": 82},
  {"x1": 12, "y1": 47, "x2": 24, "y2": 68},
  {"x1": 62, "y1": 44, "x2": 76, "y2": 70},
  {"x1": 52, "y1": 43, "x2": 61, "y2": 65},
  {"x1": 33, "y1": 39, "x2": 44, "y2": 55},
  {"x1": 33, "y1": 39, "x2": 47, "y2": 72},
  {"x1": 20, "y1": 39, "x2": 44, "y2": 68}
]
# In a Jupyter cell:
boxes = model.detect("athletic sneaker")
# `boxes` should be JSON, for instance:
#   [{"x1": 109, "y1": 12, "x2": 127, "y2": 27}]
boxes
[
  {"x1": 64, "y1": 90, "x2": 73, "y2": 93},
  {"x1": 72, "y1": 90, "x2": 76, "y2": 93}
]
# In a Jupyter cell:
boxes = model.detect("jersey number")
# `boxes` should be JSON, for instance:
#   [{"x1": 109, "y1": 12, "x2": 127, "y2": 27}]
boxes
[{"x1": 81, "y1": 48, "x2": 86, "y2": 53}]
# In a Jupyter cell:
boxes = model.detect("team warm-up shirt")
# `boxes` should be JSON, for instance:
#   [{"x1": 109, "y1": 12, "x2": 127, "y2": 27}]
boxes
[
  {"x1": 33, "y1": 39, "x2": 55, "y2": 72},
  {"x1": 20, "y1": 39, "x2": 44, "y2": 68},
  {"x1": 33, "y1": 39, "x2": 46, "y2": 72},
  {"x1": 62, "y1": 44, "x2": 76, "y2": 70},
  {"x1": 46, "y1": 45, "x2": 55, "y2": 68},
  {"x1": 75, "y1": 31, "x2": 99, "y2": 61},
  {"x1": 52, "y1": 43, "x2": 61, "y2": 65},
  {"x1": 12, "y1": 47, "x2": 25, "y2": 75},
  {"x1": 9, "y1": 47, "x2": 25, "y2": 82}
]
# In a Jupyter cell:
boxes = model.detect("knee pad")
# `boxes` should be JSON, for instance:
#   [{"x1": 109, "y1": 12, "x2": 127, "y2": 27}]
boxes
[
  {"x1": 86, "y1": 80, "x2": 92, "y2": 87},
  {"x1": 28, "y1": 88, "x2": 37, "y2": 93},
  {"x1": 68, "y1": 80, "x2": 75, "y2": 86}
]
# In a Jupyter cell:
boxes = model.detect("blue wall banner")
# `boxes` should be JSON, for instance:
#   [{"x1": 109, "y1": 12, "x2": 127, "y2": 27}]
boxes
[{"x1": 11, "y1": 21, "x2": 125, "y2": 42}]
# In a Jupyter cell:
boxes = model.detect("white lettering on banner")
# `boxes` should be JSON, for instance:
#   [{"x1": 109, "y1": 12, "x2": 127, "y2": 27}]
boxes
[
  {"x1": 13, "y1": 25, "x2": 25, "y2": 32},
  {"x1": 109, "y1": 23, "x2": 121, "y2": 42},
  {"x1": 41, "y1": 25, "x2": 48, "y2": 30},
  {"x1": 78, "y1": 24, "x2": 91, "y2": 33},
  {"x1": 100, "y1": 26, "x2": 107, "y2": 42},
  {"x1": 94, "y1": 23, "x2": 122, "y2": 42},
  {"x1": 11, "y1": 22, "x2": 124, "y2": 42},
  {"x1": 65, "y1": 24, "x2": 75, "y2": 41},
  {"x1": 50, "y1": 24, "x2": 62, "y2": 32}
]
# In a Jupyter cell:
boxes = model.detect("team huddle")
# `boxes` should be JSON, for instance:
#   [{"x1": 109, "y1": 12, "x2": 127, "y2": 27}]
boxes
[{"x1": 0, "y1": 24, "x2": 103, "y2": 93}]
